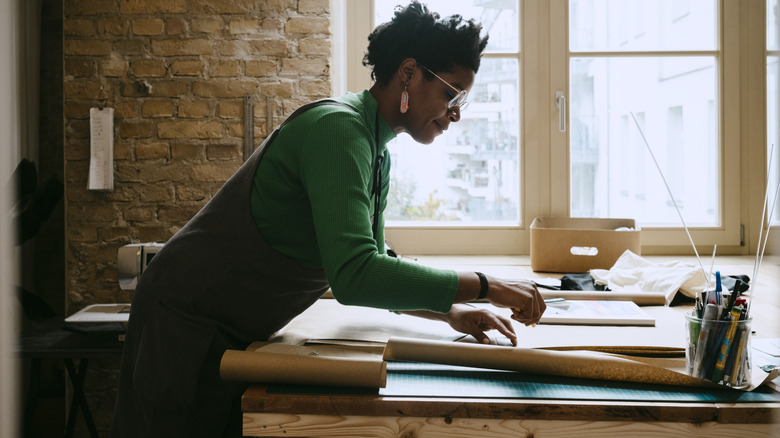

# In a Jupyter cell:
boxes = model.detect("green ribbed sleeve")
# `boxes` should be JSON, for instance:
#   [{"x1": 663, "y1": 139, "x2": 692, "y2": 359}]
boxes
[{"x1": 250, "y1": 91, "x2": 459, "y2": 313}]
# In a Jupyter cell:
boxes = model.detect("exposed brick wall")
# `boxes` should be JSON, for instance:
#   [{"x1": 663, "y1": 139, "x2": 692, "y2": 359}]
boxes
[
  {"x1": 63, "y1": 0, "x2": 331, "y2": 309},
  {"x1": 62, "y1": 0, "x2": 331, "y2": 434}
]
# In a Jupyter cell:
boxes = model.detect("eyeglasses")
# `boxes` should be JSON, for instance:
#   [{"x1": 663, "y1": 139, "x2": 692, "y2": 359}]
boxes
[{"x1": 418, "y1": 64, "x2": 469, "y2": 111}]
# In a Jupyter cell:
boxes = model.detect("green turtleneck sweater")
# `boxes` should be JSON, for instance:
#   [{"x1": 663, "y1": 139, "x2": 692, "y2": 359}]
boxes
[{"x1": 250, "y1": 90, "x2": 458, "y2": 313}]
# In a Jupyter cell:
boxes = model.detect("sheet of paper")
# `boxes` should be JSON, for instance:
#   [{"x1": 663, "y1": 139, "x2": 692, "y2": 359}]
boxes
[
  {"x1": 88, "y1": 107, "x2": 114, "y2": 191},
  {"x1": 753, "y1": 338, "x2": 780, "y2": 357},
  {"x1": 64, "y1": 303, "x2": 130, "y2": 323},
  {"x1": 539, "y1": 300, "x2": 655, "y2": 326}
]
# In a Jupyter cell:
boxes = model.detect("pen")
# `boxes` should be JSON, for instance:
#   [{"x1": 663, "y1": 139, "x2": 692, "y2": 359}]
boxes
[
  {"x1": 715, "y1": 271, "x2": 722, "y2": 293},
  {"x1": 723, "y1": 318, "x2": 745, "y2": 384},
  {"x1": 715, "y1": 271, "x2": 723, "y2": 318},
  {"x1": 514, "y1": 297, "x2": 564, "y2": 312},
  {"x1": 722, "y1": 279, "x2": 741, "y2": 319},
  {"x1": 692, "y1": 304, "x2": 718, "y2": 378},
  {"x1": 702, "y1": 319, "x2": 735, "y2": 380},
  {"x1": 524, "y1": 298, "x2": 565, "y2": 328},
  {"x1": 711, "y1": 307, "x2": 742, "y2": 383},
  {"x1": 515, "y1": 297, "x2": 564, "y2": 312},
  {"x1": 687, "y1": 313, "x2": 702, "y2": 375},
  {"x1": 697, "y1": 291, "x2": 706, "y2": 318},
  {"x1": 727, "y1": 324, "x2": 749, "y2": 386}
]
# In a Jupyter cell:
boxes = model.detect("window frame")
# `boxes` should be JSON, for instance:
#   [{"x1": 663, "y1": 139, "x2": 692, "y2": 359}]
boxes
[
  {"x1": 335, "y1": 0, "x2": 770, "y2": 256},
  {"x1": 551, "y1": 0, "x2": 741, "y2": 251}
]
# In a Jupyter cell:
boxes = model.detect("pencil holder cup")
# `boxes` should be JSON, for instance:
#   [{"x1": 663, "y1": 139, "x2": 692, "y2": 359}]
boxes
[{"x1": 684, "y1": 310, "x2": 752, "y2": 388}]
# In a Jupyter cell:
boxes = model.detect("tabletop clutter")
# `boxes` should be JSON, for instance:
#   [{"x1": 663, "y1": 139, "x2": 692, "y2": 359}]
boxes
[
  {"x1": 220, "y1": 246, "x2": 779, "y2": 393},
  {"x1": 528, "y1": 215, "x2": 776, "y2": 391},
  {"x1": 685, "y1": 273, "x2": 753, "y2": 388},
  {"x1": 220, "y1": 217, "x2": 780, "y2": 393}
]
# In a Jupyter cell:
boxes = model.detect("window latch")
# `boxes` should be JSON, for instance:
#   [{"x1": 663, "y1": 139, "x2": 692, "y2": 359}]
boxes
[{"x1": 555, "y1": 91, "x2": 566, "y2": 132}]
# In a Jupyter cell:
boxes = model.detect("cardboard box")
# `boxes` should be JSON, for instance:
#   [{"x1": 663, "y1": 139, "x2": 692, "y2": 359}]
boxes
[{"x1": 530, "y1": 217, "x2": 640, "y2": 273}]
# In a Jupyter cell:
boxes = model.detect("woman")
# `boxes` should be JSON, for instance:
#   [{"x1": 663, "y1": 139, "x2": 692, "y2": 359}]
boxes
[{"x1": 112, "y1": 2, "x2": 545, "y2": 437}]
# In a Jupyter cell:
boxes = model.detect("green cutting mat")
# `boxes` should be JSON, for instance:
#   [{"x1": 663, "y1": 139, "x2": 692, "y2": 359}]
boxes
[{"x1": 267, "y1": 362, "x2": 780, "y2": 403}]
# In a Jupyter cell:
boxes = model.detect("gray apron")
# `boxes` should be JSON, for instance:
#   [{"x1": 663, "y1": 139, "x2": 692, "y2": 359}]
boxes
[{"x1": 112, "y1": 100, "x2": 353, "y2": 438}]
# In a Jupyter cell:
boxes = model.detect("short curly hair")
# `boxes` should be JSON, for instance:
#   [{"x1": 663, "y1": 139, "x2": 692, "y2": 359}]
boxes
[{"x1": 363, "y1": 1, "x2": 489, "y2": 85}]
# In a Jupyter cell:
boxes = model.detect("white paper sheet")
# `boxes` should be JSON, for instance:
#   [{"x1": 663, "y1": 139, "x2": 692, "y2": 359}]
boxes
[{"x1": 88, "y1": 107, "x2": 114, "y2": 191}]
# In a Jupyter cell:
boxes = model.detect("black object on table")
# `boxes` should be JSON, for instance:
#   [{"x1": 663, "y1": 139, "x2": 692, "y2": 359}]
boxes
[{"x1": 18, "y1": 317, "x2": 125, "y2": 438}]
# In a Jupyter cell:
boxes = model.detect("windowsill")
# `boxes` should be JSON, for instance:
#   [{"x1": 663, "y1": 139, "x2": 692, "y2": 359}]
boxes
[{"x1": 404, "y1": 254, "x2": 776, "y2": 273}]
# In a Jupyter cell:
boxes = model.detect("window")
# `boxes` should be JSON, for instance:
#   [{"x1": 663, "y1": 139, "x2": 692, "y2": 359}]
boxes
[
  {"x1": 375, "y1": 0, "x2": 521, "y2": 226},
  {"x1": 769, "y1": 0, "x2": 779, "y2": 226},
  {"x1": 338, "y1": 0, "x2": 767, "y2": 255},
  {"x1": 568, "y1": 1, "x2": 719, "y2": 226}
]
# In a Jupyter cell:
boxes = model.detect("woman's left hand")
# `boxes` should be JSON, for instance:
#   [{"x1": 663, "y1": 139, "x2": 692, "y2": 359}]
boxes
[{"x1": 445, "y1": 304, "x2": 517, "y2": 346}]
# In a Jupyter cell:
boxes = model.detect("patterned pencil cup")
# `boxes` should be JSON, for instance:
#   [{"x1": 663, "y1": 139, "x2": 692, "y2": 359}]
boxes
[{"x1": 685, "y1": 310, "x2": 752, "y2": 388}]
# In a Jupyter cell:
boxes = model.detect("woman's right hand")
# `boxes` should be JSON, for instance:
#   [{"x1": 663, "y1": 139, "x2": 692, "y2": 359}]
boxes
[{"x1": 484, "y1": 276, "x2": 546, "y2": 326}]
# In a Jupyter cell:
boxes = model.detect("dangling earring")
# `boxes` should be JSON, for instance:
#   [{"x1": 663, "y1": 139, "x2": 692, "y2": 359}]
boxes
[{"x1": 400, "y1": 83, "x2": 409, "y2": 113}]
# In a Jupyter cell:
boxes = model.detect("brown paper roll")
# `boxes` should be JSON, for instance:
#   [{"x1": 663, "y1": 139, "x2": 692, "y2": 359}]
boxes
[
  {"x1": 540, "y1": 290, "x2": 667, "y2": 305},
  {"x1": 220, "y1": 349, "x2": 387, "y2": 388},
  {"x1": 383, "y1": 337, "x2": 718, "y2": 388},
  {"x1": 541, "y1": 345, "x2": 685, "y2": 357}
]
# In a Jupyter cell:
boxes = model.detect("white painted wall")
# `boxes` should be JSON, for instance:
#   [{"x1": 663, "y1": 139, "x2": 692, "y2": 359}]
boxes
[{"x1": 1, "y1": 0, "x2": 22, "y2": 435}]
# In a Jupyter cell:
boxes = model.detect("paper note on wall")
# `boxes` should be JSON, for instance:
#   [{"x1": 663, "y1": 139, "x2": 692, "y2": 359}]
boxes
[{"x1": 88, "y1": 107, "x2": 114, "y2": 191}]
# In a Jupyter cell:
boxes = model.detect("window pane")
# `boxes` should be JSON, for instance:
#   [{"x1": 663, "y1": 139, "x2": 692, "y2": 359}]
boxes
[
  {"x1": 769, "y1": 0, "x2": 779, "y2": 224},
  {"x1": 569, "y1": 57, "x2": 719, "y2": 226},
  {"x1": 386, "y1": 58, "x2": 520, "y2": 224},
  {"x1": 770, "y1": 56, "x2": 779, "y2": 225},
  {"x1": 374, "y1": 0, "x2": 518, "y2": 54},
  {"x1": 373, "y1": 0, "x2": 521, "y2": 225},
  {"x1": 769, "y1": 0, "x2": 779, "y2": 51},
  {"x1": 570, "y1": 0, "x2": 717, "y2": 52}
]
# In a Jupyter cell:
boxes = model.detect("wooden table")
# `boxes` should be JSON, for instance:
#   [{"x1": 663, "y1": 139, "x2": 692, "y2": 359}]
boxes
[
  {"x1": 242, "y1": 256, "x2": 780, "y2": 437},
  {"x1": 18, "y1": 318, "x2": 124, "y2": 438}
]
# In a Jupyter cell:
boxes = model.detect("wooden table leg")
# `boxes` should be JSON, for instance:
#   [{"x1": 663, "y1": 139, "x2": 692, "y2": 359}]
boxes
[
  {"x1": 23, "y1": 358, "x2": 41, "y2": 438},
  {"x1": 64, "y1": 358, "x2": 100, "y2": 438}
]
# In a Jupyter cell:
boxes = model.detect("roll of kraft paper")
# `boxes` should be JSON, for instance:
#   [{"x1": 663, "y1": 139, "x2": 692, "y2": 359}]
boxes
[
  {"x1": 383, "y1": 337, "x2": 720, "y2": 389},
  {"x1": 220, "y1": 348, "x2": 387, "y2": 388},
  {"x1": 540, "y1": 290, "x2": 666, "y2": 305}
]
